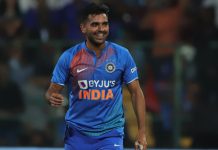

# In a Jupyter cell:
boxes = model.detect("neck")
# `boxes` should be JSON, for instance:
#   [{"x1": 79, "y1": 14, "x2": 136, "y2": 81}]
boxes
[{"x1": 86, "y1": 40, "x2": 106, "y2": 56}]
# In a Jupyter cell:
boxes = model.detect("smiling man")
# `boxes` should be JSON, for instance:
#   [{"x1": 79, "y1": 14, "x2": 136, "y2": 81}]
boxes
[{"x1": 45, "y1": 3, "x2": 147, "y2": 150}]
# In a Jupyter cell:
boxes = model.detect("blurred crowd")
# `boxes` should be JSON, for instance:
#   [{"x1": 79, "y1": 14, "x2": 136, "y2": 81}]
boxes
[{"x1": 0, "y1": 0, "x2": 218, "y2": 148}]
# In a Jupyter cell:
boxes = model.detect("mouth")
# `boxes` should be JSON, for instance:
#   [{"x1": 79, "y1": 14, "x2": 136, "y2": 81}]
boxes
[{"x1": 95, "y1": 32, "x2": 107, "y2": 40}]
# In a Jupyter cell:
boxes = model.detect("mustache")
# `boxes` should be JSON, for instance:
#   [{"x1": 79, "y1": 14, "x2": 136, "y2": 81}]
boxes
[{"x1": 95, "y1": 31, "x2": 108, "y2": 34}]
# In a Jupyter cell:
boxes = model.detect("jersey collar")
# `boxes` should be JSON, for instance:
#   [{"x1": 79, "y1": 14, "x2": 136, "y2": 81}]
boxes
[{"x1": 83, "y1": 41, "x2": 109, "y2": 57}]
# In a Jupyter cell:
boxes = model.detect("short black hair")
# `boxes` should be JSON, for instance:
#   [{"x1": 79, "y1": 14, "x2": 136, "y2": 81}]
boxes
[{"x1": 80, "y1": 3, "x2": 110, "y2": 23}]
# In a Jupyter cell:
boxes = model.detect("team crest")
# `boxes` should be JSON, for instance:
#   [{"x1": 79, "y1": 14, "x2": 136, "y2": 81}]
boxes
[{"x1": 105, "y1": 62, "x2": 116, "y2": 73}]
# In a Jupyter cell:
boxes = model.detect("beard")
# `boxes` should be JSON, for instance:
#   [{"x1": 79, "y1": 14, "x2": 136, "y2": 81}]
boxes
[{"x1": 86, "y1": 31, "x2": 109, "y2": 47}]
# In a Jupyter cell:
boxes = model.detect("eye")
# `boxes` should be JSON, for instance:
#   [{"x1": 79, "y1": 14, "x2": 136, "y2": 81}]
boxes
[
  {"x1": 102, "y1": 22, "x2": 109, "y2": 27},
  {"x1": 91, "y1": 22, "x2": 98, "y2": 27}
]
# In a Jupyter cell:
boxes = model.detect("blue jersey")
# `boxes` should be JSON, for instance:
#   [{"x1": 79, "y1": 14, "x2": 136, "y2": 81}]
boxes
[{"x1": 51, "y1": 41, "x2": 138, "y2": 136}]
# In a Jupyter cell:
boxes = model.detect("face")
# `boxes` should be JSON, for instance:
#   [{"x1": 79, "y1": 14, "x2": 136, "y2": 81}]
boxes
[{"x1": 80, "y1": 13, "x2": 109, "y2": 47}]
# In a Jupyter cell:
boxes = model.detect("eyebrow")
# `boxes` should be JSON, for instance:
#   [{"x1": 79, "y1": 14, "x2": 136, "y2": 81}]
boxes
[{"x1": 91, "y1": 21, "x2": 108, "y2": 24}]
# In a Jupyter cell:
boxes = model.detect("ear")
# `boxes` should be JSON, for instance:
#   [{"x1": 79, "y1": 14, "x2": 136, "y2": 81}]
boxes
[{"x1": 80, "y1": 24, "x2": 86, "y2": 34}]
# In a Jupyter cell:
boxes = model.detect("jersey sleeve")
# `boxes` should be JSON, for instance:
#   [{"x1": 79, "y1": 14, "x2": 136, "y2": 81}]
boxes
[
  {"x1": 51, "y1": 51, "x2": 70, "y2": 86},
  {"x1": 123, "y1": 50, "x2": 138, "y2": 84}
]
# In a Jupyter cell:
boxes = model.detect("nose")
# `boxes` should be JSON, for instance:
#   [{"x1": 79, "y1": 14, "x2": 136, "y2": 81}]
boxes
[{"x1": 98, "y1": 25, "x2": 104, "y2": 31}]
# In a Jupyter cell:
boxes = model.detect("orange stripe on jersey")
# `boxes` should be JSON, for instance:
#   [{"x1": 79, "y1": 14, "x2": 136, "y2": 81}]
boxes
[{"x1": 70, "y1": 48, "x2": 94, "y2": 75}]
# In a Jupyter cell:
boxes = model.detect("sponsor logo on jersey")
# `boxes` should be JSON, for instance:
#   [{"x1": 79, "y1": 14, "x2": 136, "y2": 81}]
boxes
[
  {"x1": 78, "y1": 80, "x2": 115, "y2": 100},
  {"x1": 131, "y1": 67, "x2": 137, "y2": 73},
  {"x1": 78, "y1": 80, "x2": 88, "y2": 89},
  {"x1": 78, "y1": 80, "x2": 116, "y2": 89},
  {"x1": 114, "y1": 144, "x2": 121, "y2": 147},
  {"x1": 105, "y1": 62, "x2": 116, "y2": 73},
  {"x1": 79, "y1": 89, "x2": 113, "y2": 100},
  {"x1": 76, "y1": 67, "x2": 88, "y2": 73}
]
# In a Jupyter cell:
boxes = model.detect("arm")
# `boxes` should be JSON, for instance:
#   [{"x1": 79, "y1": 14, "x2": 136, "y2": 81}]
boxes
[
  {"x1": 127, "y1": 79, "x2": 147, "y2": 150},
  {"x1": 45, "y1": 83, "x2": 65, "y2": 107}
]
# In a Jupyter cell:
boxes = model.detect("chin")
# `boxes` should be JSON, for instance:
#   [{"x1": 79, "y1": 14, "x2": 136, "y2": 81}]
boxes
[
  {"x1": 88, "y1": 36, "x2": 107, "y2": 46},
  {"x1": 94, "y1": 39, "x2": 106, "y2": 45}
]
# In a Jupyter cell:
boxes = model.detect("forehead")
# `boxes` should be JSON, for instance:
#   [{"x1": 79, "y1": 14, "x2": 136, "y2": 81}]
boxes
[{"x1": 86, "y1": 13, "x2": 108, "y2": 23}]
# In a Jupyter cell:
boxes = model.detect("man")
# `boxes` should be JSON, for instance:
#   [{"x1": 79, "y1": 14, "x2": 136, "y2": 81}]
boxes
[{"x1": 45, "y1": 3, "x2": 147, "y2": 150}]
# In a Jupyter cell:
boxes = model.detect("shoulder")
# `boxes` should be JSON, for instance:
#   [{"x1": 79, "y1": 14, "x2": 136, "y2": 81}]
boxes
[
  {"x1": 108, "y1": 42, "x2": 131, "y2": 56},
  {"x1": 59, "y1": 42, "x2": 85, "y2": 60},
  {"x1": 56, "y1": 42, "x2": 85, "y2": 67},
  {"x1": 63, "y1": 42, "x2": 84, "y2": 56},
  {"x1": 109, "y1": 42, "x2": 129, "y2": 52}
]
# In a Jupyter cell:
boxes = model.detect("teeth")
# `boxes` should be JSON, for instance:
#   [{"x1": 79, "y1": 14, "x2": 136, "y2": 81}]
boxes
[
  {"x1": 97, "y1": 33, "x2": 103, "y2": 36},
  {"x1": 96, "y1": 33, "x2": 104, "y2": 38}
]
